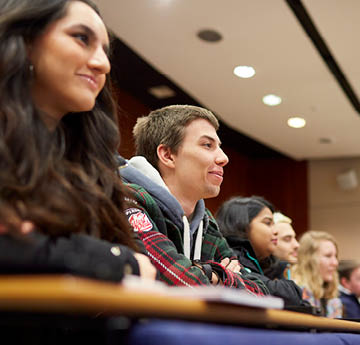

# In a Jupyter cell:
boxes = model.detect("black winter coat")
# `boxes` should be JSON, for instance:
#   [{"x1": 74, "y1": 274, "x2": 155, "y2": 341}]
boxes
[
  {"x1": 225, "y1": 236, "x2": 305, "y2": 307},
  {"x1": 0, "y1": 232, "x2": 140, "y2": 281}
]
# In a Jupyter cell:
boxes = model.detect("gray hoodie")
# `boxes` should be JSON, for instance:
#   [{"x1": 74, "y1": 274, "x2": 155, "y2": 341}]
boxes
[{"x1": 120, "y1": 156, "x2": 208, "y2": 260}]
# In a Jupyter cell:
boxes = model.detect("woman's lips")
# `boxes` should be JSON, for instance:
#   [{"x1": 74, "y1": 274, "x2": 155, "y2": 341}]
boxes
[{"x1": 79, "y1": 74, "x2": 99, "y2": 91}]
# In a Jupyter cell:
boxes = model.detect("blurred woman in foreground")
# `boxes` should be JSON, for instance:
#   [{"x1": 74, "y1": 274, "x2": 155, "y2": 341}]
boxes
[{"x1": 0, "y1": 0, "x2": 156, "y2": 281}]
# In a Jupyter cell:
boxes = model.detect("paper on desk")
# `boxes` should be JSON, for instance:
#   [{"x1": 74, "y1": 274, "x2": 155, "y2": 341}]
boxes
[{"x1": 122, "y1": 275, "x2": 284, "y2": 310}]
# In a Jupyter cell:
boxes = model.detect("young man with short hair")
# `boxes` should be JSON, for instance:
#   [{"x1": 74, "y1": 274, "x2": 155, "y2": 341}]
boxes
[
  {"x1": 272, "y1": 212, "x2": 299, "y2": 265},
  {"x1": 339, "y1": 260, "x2": 360, "y2": 318},
  {"x1": 120, "y1": 105, "x2": 264, "y2": 294}
]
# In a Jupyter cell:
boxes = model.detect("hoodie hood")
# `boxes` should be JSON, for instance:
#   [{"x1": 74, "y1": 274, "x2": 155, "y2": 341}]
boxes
[{"x1": 120, "y1": 156, "x2": 208, "y2": 259}]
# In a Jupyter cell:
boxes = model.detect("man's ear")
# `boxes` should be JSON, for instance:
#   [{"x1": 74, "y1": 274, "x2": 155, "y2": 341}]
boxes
[
  {"x1": 341, "y1": 276, "x2": 350, "y2": 290},
  {"x1": 157, "y1": 144, "x2": 175, "y2": 169}
]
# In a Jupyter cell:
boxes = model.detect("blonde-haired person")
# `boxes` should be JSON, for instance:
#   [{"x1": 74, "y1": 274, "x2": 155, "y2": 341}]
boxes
[
  {"x1": 291, "y1": 231, "x2": 342, "y2": 318},
  {"x1": 272, "y1": 212, "x2": 299, "y2": 273}
]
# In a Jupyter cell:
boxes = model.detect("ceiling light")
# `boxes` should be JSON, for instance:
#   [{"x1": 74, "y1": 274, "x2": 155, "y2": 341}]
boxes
[
  {"x1": 233, "y1": 66, "x2": 255, "y2": 79},
  {"x1": 319, "y1": 138, "x2": 333, "y2": 144},
  {"x1": 197, "y1": 29, "x2": 222, "y2": 43},
  {"x1": 262, "y1": 94, "x2": 282, "y2": 106},
  {"x1": 287, "y1": 117, "x2": 306, "y2": 129}
]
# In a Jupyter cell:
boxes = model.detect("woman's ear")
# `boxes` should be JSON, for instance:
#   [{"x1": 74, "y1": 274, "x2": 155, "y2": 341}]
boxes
[
  {"x1": 245, "y1": 225, "x2": 251, "y2": 236},
  {"x1": 26, "y1": 43, "x2": 35, "y2": 70},
  {"x1": 157, "y1": 144, "x2": 175, "y2": 169}
]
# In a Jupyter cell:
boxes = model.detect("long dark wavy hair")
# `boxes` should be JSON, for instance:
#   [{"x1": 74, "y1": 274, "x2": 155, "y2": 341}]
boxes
[{"x1": 0, "y1": 0, "x2": 137, "y2": 250}]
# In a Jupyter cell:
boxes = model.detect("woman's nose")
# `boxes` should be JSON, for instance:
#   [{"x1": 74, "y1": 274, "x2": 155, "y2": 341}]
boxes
[
  {"x1": 272, "y1": 225, "x2": 278, "y2": 236},
  {"x1": 89, "y1": 46, "x2": 111, "y2": 74}
]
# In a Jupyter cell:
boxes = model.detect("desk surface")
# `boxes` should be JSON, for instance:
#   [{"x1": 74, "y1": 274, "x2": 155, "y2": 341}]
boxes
[{"x1": 0, "y1": 275, "x2": 359, "y2": 333}]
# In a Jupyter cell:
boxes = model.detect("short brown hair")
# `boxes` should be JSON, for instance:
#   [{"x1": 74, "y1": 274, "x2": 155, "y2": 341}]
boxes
[
  {"x1": 338, "y1": 260, "x2": 360, "y2": 280},
  {"x1": 133, "y1": 105, "x2": 219, "y2": 170}
]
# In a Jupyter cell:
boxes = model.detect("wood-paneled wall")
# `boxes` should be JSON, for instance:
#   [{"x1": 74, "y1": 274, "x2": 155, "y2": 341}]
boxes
[{"x1": 116, "y1": 89, "x2": 308, "y2": 235}]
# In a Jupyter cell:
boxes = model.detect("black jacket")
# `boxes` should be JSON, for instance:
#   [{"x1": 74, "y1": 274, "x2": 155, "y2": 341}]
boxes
[
  {"x1": 225, "y1": 236, "x2": 305, "y2": 307},
  {"x1": 0, "y1": 232, "x2": 140, "y2": 282}
]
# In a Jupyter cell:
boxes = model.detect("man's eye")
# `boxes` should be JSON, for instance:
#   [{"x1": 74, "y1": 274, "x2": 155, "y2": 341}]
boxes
[{"x1": 203, "y1": 143, "x2": 212, "y2": 148}]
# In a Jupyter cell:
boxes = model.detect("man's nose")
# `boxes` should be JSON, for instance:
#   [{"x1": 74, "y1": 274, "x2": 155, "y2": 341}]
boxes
[{"x1": 216, "y1": 148, "x2": 229, "y2": 167}]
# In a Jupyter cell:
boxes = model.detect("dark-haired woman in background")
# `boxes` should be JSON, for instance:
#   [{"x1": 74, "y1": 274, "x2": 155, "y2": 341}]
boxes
[
  {"x1": 0, "y1": 0, "x2": 156, "y2": 281},
  {"x1": 216, "y1": 196, "x2": 305, "y2": 307}
]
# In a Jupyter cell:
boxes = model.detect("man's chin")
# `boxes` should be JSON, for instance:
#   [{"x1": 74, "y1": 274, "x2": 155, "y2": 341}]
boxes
[
  {"x1": 288, "y1": 257, "x2": 298, "y2": 264},
  {"x1": 203, "y1": 186, "x2": 221, "y2": 199}
]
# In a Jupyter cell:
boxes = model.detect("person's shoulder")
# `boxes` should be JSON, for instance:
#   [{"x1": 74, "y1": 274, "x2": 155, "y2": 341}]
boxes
[
  {"x1": 124, "y1": 182, "x2": 149, "y2": 196},
  {"x1": 123, "y1": 183, "x2": 163, "y2": 232},
  {"x1": 124, "y1": 182, "x2": 155, "y2": 207},
  {"x1": 204, "y1": 208, "x2": 218, "y2": 227},
  {"x1": 340, "y1": 291, "x2": 358, "y2": 303}
]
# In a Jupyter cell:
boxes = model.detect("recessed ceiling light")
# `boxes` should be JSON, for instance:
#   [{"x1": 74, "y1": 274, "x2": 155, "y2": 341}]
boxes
[
  {"x1": 287, "y1": 117, "x2": 306, "y2": 129},
  {"x1": 233, "y1": 66, "x2": 255, "y2": 79},
  {"x1": 148, "y1": 85, "x2": 176, "y2": 99},
  {"x1": 319, "y1": 137, "x2": 333, "y2": 144},
  {"x1": 197, "y1": 29, "x2": 222, "y2": 43},
  {"x1": 262, "y1": 94, "x2": 282, "y2": 106}
]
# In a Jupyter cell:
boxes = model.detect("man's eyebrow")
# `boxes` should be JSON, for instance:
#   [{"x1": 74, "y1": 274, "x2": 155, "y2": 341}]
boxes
[
  {"x1": 201, "y1": 135, "x2": 222, "y2": 146},
  {"x1": 73, "y1": 24, "x2": 110, "y2": 55}
]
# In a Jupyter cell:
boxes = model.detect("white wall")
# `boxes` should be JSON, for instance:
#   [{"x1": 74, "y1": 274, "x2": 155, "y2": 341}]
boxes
[{"x1": 309, "y1": 157, "x2": 360, "y2": 260}]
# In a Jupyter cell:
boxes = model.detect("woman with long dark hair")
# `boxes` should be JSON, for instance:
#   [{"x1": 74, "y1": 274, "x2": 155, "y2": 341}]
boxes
[
  {"x1": 216, "y1": 196, "x2": 305, "y2": 306},
  {"x1": 0, "y1": 0, "x2": 156, "y2": 281}
]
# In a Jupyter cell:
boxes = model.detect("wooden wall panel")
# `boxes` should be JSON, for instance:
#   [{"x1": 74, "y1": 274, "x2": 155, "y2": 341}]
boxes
[
  {"x1": 248, "y1": 159, "x2": 308, "y2": 235},
  {"x1": 116, "y1": 89, "x2": 150, "y2": 159}
]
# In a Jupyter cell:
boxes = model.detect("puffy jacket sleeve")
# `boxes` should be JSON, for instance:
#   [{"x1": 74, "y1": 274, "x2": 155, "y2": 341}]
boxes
[
  {"x1": 0, "y1": 232, "x2": 140, "y2": 282},
  {"x1": 247, "y1": 270, "x2": 304, "y2": 306}
]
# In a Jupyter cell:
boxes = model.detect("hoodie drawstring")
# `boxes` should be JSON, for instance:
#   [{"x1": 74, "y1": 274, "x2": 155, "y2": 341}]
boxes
[
  {"x1": 182, "y1": 216, "x2": 203, "y2": 260},
  {"x1": 183, "y1": 215, "x2": 191, "y2": 259},
  {"x1": 193, "y1": 220, "x2": 203, "y2": 261}
]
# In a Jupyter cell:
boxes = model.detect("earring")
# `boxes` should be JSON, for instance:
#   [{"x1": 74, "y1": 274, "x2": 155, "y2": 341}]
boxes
[{"x1": 29, "y1": 63, "x2": 34, "y2": 77}]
